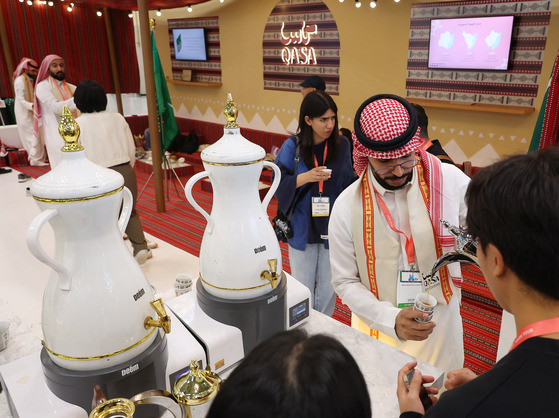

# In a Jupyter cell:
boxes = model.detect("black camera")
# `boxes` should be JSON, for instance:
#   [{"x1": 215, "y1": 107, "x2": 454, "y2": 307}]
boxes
[{"x1": 272, "y1": 216, "x2": 293, "y2": 243}]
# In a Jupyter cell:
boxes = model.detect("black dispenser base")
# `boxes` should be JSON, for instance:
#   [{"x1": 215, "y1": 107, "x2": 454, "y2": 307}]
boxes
[
  {"x1": 41, "y1": 331, "x2": 168, "y2": 417},
  {"x1": 196, "y1": 276, "x2": 287, "y2": 354}
]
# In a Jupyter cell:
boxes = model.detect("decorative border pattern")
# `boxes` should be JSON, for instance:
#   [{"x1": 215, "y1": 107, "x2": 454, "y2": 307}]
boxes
[
  {"x1": 263, "y1": 0, "x2": 340, "y2": 95},
  {"x1": 168, "y1": 17, "x2": 222, "y2": 83},
  {"x1": 406, "y1": 0, "x2": 552, "y2": 107}
]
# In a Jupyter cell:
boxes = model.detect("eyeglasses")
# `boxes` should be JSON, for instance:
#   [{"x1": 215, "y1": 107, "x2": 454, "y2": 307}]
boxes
[{"x1": 372, "y1": 157, "x2": 420, "y2": 176}]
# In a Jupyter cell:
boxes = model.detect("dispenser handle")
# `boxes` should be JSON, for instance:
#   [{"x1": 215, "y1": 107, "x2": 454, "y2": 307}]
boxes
[
  {"x1": 118, "y1": 187, "x2": 134, "y2": 235},
  {"x1": 184, "y1": 171, "x2": 214, "y2": 233},
  {"x1": 261, "y1": 161, "x2": 281, "y2": 211},
  {"x1": 26, "y1": 208, "x2": 72, "y2": 291}
]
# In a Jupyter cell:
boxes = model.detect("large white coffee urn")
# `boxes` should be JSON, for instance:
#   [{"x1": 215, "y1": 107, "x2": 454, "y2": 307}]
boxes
[
  {"x1": 26, "y1": 107, "x2": 171, "y2": 415},
  {"x1": 185, "y1": 94, "x2": 287, "y2": 352}
]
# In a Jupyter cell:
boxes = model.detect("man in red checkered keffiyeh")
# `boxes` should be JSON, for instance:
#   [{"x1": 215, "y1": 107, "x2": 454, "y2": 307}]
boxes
[{"x1": 329, "y1": 94, "x2": 471, "y2": 373}]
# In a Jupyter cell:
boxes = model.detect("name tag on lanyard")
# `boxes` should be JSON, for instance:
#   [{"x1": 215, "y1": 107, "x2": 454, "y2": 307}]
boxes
[
  {"x1": 397, "y1": 270, "x2": 422, "y2": 308},
  {"x1": 311, "y1": 196, "x2": 330, "y2": 217}
]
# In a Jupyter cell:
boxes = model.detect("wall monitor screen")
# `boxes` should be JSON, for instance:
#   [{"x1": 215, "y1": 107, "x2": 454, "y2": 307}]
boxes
[
  {"x1": 172, "y1": 28, "x2": 207, "y2": 61},
  {"x1": 428, "y1": 16, "x2": 514, "y2": 71}
]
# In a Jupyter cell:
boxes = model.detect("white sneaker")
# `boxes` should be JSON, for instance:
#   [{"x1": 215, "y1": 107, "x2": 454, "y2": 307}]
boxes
[
  {"x1": 134, "y1": 249, "x2": 153, "y2": 265},
  {"x1": 147, "y1": 240, "x2": 158, "y2": 249}
]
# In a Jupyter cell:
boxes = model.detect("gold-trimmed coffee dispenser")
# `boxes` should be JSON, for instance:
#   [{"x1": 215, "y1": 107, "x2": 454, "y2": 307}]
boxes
[
  {"x1": 184, "y1": 94, "x2": 287, "y2": 352},
  {"x1": 26, "y1": 106, "x2": 171, "y2": 416}
]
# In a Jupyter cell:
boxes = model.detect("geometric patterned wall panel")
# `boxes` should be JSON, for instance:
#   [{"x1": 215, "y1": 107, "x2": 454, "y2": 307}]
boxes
[
  {"x1": 168, "y1": 16, "x2": 221, "y2": 84},
  {"x1": 263, "y1": 0, "x2": 340, "y2": 95},
  {"x1": 406, "y1": 0, "x2": 552, "y2": 107}
]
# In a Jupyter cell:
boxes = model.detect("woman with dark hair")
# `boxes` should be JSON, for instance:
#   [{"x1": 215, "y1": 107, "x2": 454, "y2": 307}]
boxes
[
  {"x1": 74, "y1": 80, "x2": 152, "y2": 264},
  {"x1": 207, "y1": 329, "x2": 371, "y2": 418},
  {"x1": 274, "y1": 91, "x2": 356, "y2": 315}
]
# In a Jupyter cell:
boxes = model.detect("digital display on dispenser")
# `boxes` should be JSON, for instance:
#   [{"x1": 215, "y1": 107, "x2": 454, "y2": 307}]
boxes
[{"x1": 289, "y1": 299, "x2": 310, "y2": 327}]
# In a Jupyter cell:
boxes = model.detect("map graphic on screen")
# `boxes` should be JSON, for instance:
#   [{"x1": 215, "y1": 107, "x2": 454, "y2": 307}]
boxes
[{"x1": 428, "y1": 16, "x2": 514, "y2": 71}]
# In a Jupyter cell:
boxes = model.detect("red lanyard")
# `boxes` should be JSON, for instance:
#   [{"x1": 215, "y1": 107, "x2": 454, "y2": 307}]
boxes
[
  {"x1": 421, "y1": 139, "x2": 433, "y2": 151},
  {"x1": 374, "y1": 190, "x2": 416, "y2": 267},
  {"x1": 313, "y1": 142, "x2": 328, "y2": 194},
  {"x1": 53, "y1": 79, "x2": 70, "y2": 100},
  {"x1": 510, "y1": 317, "x2": 559, "y2": 352}
]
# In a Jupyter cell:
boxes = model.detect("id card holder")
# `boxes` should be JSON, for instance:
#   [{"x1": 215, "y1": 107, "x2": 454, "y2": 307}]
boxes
[
  {"x1": 311, "y1": 196, "x2": 330, "y2": 217},
  {"x1": 397, "y1": 270, "x2": 422, "y2": 308}
]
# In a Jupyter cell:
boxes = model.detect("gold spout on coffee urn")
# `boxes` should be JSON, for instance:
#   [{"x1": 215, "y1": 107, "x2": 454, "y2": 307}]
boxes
[
  {"x1": 260, "y1": 259, "x2": 279, "y2": 289},
  {"x1": 144, "y1": 298, "x2": 171, "y2": 334}
]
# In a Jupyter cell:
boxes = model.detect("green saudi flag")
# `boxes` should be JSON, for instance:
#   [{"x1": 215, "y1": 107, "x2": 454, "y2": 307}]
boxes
[{"x1": 152, "y1": 31, "x2": 179, "y2": 151}]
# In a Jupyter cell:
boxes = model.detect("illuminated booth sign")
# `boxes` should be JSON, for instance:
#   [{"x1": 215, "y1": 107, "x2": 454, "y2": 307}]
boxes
[
  {"x1": 263, "y1": 0, "x2": 340, "y2": 94},
  {"x1": 280, "y1": 21, "x2": 318, "y2": 66}
]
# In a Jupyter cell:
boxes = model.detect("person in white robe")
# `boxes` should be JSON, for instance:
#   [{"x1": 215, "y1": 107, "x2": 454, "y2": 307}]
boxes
[
  {"x1": 13, "y1": 57, "x2": 47, "y2": 166},
  {"x1": 329, "y1": 94, "x2": 470, "y2": 373},
  {"x1": 34, "y1": 54, "x2": 79, "y2": 168}
]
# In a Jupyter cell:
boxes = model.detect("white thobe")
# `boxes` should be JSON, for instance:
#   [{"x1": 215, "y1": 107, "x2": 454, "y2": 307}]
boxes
[
  {"x1": 35, "y1": 77, "x2": 77, "y2": 168},
  {"x1": 329, "y1": 163, "x2": 470, "y2": 373},
  {"x1": 14, "y1": 74, "x2": 45, "y2": 165}
]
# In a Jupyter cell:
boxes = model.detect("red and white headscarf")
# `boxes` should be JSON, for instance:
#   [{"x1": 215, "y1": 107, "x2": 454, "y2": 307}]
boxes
[
  {"x1": 352, "y1": 94, "x2": 422, "y2": 176},
  {"x1": 33, "y1": 54, "x2": 64, "y2": 136},
  {"x1": 12, "y1": 57, "x2": 37, "y2": 82}
]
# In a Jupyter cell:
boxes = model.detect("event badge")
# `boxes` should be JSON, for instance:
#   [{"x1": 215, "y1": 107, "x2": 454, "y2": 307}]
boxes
[
  {"x1": 311, "y1": 196, "x2": 330, "y2": 217},
  {"x1": 397, "y1": 270, "x2": 422, "y2": 308}
]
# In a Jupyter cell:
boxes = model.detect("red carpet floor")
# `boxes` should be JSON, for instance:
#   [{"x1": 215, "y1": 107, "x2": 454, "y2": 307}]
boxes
[{"x1": 14, "y1": 158, "x2": 500, "y2": 374}]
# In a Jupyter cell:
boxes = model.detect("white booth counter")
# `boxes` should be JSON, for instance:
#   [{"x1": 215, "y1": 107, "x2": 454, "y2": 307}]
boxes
[{"x1": 0, "y1": 306, "x2": 442, "y2": 418}]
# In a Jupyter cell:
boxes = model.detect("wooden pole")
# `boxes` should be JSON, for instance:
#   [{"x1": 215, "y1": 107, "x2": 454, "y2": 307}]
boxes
[
  {"x1": 103, "y1": 7, "x2": 124, "y2": 115},
  {"x1": 0, "y1": 0, "x2": 15, "y2": 96},
  {"x1": 137, "y1": 0, "x2": 165, "y2": 212}
]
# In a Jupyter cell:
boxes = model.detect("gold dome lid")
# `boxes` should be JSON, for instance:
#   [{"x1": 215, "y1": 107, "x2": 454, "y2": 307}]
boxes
[
  {"x1": 172, "y1": 360, "x2": 221, "y2": 406},
  {"x1": 201, "y1": 94, "x2": 266, "y2": 165},
  {"x1": 30, "y1": 105, "x2": 123, "y2": 200}
]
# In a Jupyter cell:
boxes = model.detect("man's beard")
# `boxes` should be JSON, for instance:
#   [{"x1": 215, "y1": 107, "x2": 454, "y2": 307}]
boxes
[
  {"x1": 51, "y1": 71, "x2": 65, "y2": 81},
  {"x1": 373, "y1": 170, "x2": 413, "y2": 191}
]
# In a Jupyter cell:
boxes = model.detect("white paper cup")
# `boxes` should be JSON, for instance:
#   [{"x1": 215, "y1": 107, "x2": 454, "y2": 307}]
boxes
[
  {"x1": 0, "y1": 321, "x2": 9, "y2": 351},
  {"x1": 322, "y1": 168, "x2": 332, "y2": 174},
  {"x1": 413, "y1": 293, "x2": 437, "y2": 323}
]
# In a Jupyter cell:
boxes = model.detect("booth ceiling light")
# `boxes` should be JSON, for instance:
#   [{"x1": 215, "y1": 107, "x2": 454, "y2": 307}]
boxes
[
  {"x1": 96, "y1": 9, "x2": 102, "y2": 16},
  {"x1": 48, "y1": 0, "x2": 54, "y2": 5},
  {"x1": 220, "y1": 0, "x2": 224, "y2": 3},
  {"x1": 19, "y1": 0, "x2": 24, "y2": 3},
  {"x1": 187, "y1": 4, "x2": 193, "y2": 12},
  {"x1": 370, "y1": 0, "x2": 377, "y2": 7},
  {"x1": 355, "y1": 0, "x2": 362, "y2": 7},
  {"x1": 128, "y1": 10, "x2": 133, "y2": 17},
  {"x1": 26, "y1": 0, "x2": 32, "y2": 5},
  {"x1": 156, "y1": 9, "x2": 162, "y2": 16},
  {"x1": 66, "y1": 5, "x2": 73, "y2": 11}
]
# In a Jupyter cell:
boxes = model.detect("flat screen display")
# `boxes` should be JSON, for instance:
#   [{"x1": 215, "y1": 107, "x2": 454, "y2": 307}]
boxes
[
  {"x1": 428, "y1": 16, "x2": 514, "y2": 71},
  {"x1": 172, "y1": 28, "x2": 207, "y2": 61}
]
